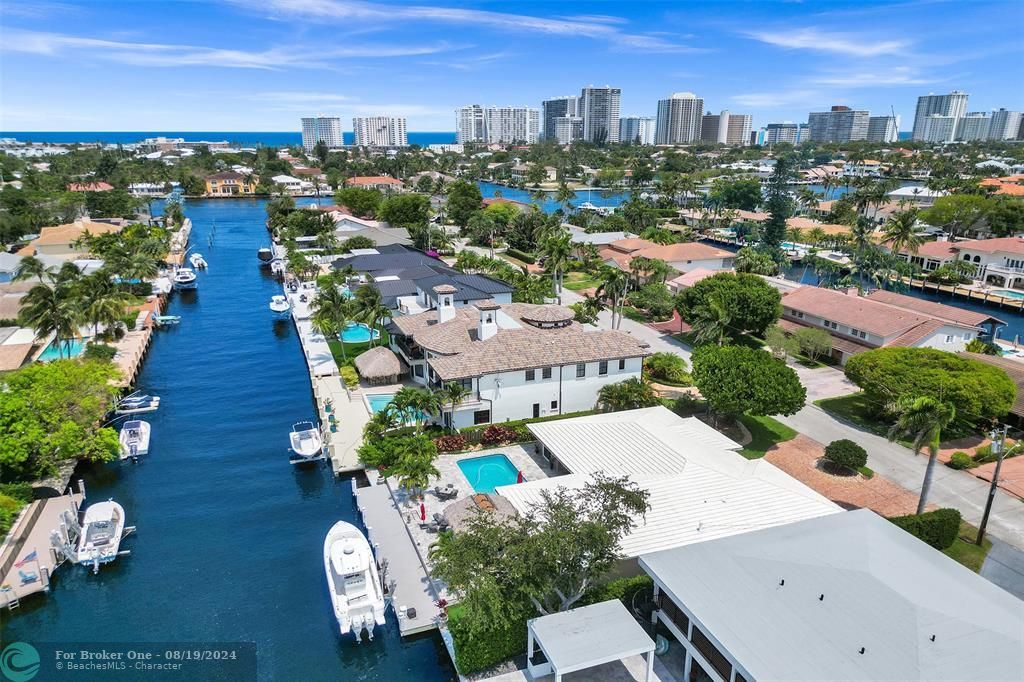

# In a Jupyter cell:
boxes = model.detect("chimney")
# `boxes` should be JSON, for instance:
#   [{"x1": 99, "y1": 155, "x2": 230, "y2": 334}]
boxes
[
  {"x1": 845, "y1": 286, "x2": 861, "y2": 297},
  {"x1": 475, "y1": 301, "x2": 500, "y2": 341},
  {"x1": 433, "y1": 284, "x2": 457, "y2": 323}
]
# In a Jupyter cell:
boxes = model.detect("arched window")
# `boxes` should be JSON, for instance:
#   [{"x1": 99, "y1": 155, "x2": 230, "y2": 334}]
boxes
[{"x1": 974, "y1": 256, "x2": 981, "y2": 263}]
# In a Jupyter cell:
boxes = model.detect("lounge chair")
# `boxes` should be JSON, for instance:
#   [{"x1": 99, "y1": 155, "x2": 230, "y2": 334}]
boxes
[{"x1": 19, "y1": 570, "x2": 38, "y2": 585}]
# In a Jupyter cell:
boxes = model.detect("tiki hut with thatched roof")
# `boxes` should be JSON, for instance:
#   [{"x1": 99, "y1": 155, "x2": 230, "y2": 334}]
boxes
[{"x1": 354, "y1": 346, "x2": 406, "y2": 385}]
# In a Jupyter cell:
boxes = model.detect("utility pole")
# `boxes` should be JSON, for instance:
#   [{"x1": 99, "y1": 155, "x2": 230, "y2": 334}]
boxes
[{"x1": 977, "y1": 424, "x2": 1007, "y2": 546}]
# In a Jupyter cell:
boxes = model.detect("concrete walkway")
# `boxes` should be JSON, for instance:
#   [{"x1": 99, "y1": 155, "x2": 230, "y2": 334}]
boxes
[{"x1": 982, "y1": 537, "x2": 1024, "y2": 600}]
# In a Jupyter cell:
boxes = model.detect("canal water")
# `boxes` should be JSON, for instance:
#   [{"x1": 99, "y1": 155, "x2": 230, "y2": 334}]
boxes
[
  {"x1": 2, "y1": 199, "x2": 454, "y2": 681},
  {"x1": 477, "y1": 180, "x2": 630, "y2": 213}
]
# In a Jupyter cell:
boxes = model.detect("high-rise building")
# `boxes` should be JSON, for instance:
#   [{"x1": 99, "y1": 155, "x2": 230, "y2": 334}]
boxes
[
  {"x1": 807, "y1": 106, "x2": 869, "y2": 142},
  {"x1": 300, "y1": 116, "x2": 343, "y2": 151},
  {"x1": 541, "y1": 96, "x2": 578, "y2": 141},
  {"x1": 988, "y1": 109, "x2": 1023, "y2": 141},
  {"x1": 867, "y1": 115, "x2": 900, "y2": 143},
  {"x1": 955, "y1": 113, "x2": 991, "y2": 141},
  {"x1": 619, "y1": 116, "x2": 656, "y2": 145},
  {"x1": 700, "y1": 110, "x2": 752, "y2": 145},
  {"x1": 655, "y1": 92, "x2": 704, "y2": 144},
  {"x1": 763, "y1": 122, "x2": 811, "y2": 145},
  {"x1": 456, "y1": 105, "x2": 487, "y2": 143},
  {"x1": 579, "y1": 86, "x2": 621, "y2": 144},
  {"x1": 912, "y1": 91, "x2": 969, "y2": 141},
  {"x1": 455, "y1": 105, "x2": 539, "y2": 144},
  {"x1": 920, "y1": 114, "x2": 958, "y2": 143},
  {"x1": 554, "y1": 117, "x2": 584, "y2": 145},
  {"x1": 351, "y1": 116, "x2": 408, "y2": 147}
]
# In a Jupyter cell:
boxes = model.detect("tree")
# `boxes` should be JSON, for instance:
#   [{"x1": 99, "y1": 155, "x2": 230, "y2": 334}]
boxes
[
  {"x1": 596, "y1": 378, "x2": 660, "y2": 411},
  {"x1": 539, "y1": 230, "x2": 573, "y2": 301},
  {"x1": 313, "y1": 139, "x2": 329, "y2": 167},
  {"x1": 446, "y1": 180, "x2": 484, "y2": 228},
  {"x1": 761, "y1": 155, "x2": 795, "y2": 249},
  {"x1": 431, "y1": 473, "x2": 651, "y2": 619},
  {"x1": 793, "y1": 326, "x2": 833, "y2": 362},
  {"x1": 377, "y1": 193, "x2": 430, "y2": 229},
  {"x1": 921, "y1": 194, "x2": 990, "y2": 239},
  {"x1": 78, "y1": 272, "x2": 129, "y2": 338},
  {"x1": 691, "y1": 345, "x2": 806, "y2": 420},
  {"x1": 681, "y1": 272, "x2": 782, "y2": 339},
  {"x1": 311, "y1": 283, "x2": 357, "y2": 362},
  {"x1": 18, "y1": 280, "x2": 81, "y2": 359},
  {"x1": 734, "y1": 246, "x2": 779, "y2": 275},
  {"x1": 596, "y1": 266, "x2": 630, "y2": 330},
  {"x1": 570, "y1": 294, "x2": 604, "y2": 325},
  {"x1": 986, "y1": 196, "x2": 1024, "y2": 237},
  {"x1": 689, "y1": 294, "x2": 732, "y2": 346},
  {"x1": 765, "y1": 324, "x2": 798, "y2": 361},
  {"x1": 887, "y1": 396, "x2": 956, "y2": 514},
  {"x1": 13, "y1": 255, "x2": 54, "y2": 284},
  {"x1": 389, "y1": 435, "x2": 440, "y2": 498},
  {"x1": 822, "y1": 439, "x2": 868, "y2": 472},
  {"x1": 334, "y1": 187, "x2": 383, "y2": 218},
  {"x1": 643, "y1": 352, "x2": 689, "y2": 384},
  {"x1": 440, "y1": 382, "x2": 470, "y2": 429},
  {"x1": 844, "y1": 348, "x2": 1015, "y2": 427},
  {"x1": 554, "y1": 181, "x2": 576, "y2": 212},
  {"x1": 708, "y1": 177, "x2": 762, "y2": 211},
  {"x1": 882, "y1": 208, "x2": 923, "y2": 256}
]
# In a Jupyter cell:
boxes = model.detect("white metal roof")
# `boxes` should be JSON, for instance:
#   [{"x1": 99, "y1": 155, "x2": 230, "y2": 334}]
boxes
[
  {"x1": 640, "y1": 509, "x2": 1024, "y2": 682},
  {"x1": 530, "y1": 599, "x2": 654, "y2": 675}
]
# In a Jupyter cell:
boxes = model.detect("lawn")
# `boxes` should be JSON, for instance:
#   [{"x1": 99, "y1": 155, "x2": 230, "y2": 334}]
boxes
[
  {"x1": 326, "y1": 326, "x2": 390, "y2": 367},
  {"x1": 814, "y1": 393, "x2": 888, "y2": 435},
  {"x1": 563, "y1": 271, "x2": 602, "y2": 291},
  {"x1": 943, "y1": 521, "x2": 992, "y2": 572},
  {"x1": 738, "y1": 414, "x2": 798, "y2": 460}
]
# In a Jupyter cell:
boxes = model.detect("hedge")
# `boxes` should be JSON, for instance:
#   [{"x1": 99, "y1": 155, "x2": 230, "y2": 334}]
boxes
[
  {"x1": 889, "y1": 508, "x2": 961, "y2": 550},
  {"x1": 448, "y1": 607, "x2": 527, "y2": 675},
  {"x1": 460, "y1": 410, "x2": 597, "y2": 436},
  {"x1": 581, "y1": 575, "x2": 653, "y2": 608},
  {"x1": 506, "y1": 248, "x2": 536, "y2": 264},
  {"x1": 823, "y1": 439, "x2": 868, "y2": 471},
  {"x1": 948, "y1": 451, "x2": 975, "y2": 470}
]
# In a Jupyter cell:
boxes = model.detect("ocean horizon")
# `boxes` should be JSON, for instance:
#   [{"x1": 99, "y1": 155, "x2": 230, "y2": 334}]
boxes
[{"x1": 0, "y1": 131, "x2": 457, "y2": 147}]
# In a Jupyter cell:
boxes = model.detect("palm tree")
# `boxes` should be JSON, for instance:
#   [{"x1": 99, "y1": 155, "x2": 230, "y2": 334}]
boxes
[
  {"x1": 14, "y1": 255, "x2": 54, "y2": 284},
  {"x1": 392, "y1": 436, "x2": 440, "y2": 499},
  {"x1": 19, "y1": 282, "x2": 81, "y2": 359},
  {"x1": 311, "y1": 283, "x2": 355, "y2": 362},
  {"x1": 554, "y1": 182, "x2": 576, "y2": 213},
  {"x1": 539, "y1": 230, "x2": 573, "y2": 302},
  {"x1": 596, "y1": 265, "x2": 630, "y2": 330},
  {"x1": 882, "y1": 208, "x2": 923, "y2": 257},
  {"x1": 690, "y1": 295, "x2": 732, "y2": 346},
  {"x1": 410, "y1": 389, "x2": 443, "y2": 433},
  {"x1": 806, "y1": 227, "x2": 827, "y2": 246},
  {"x1": 440, "y1": 382, "x2": 470, "y2": 430},
  {"x1": 887, "y1": 396, "x2": 956, "y2": 514},
  {"x1": 78, "y1": 272, "x2": 129, "y2": 338}
]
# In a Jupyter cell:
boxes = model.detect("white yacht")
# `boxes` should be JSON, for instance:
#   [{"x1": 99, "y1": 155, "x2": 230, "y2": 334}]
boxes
[
  {"x1": 189, "y1": 252, "x2": 208, "y2": 269},
  {"x1": 270, "y1": 258, "x2": 285, "y2": 278},
  {"x1": 74, "y1": 500, "x2": 132, "y2": 573},
  {"x1": 119, "y1": 420, "x2": 151, "y2": 460},
  {"x1": 172, "y1": 267, "x2": 197, "y2": 290},
  {"x1": 269, "y1": 295, "x2": 291, "y2": 315},
  {"x1": 323, "y1": 521, "x2": 387, "y2": 642},
  {"x1": 257, "y1": 246, "x2": 273, "y2": 264},
  {"x1": 114, "y1": 393, "x2": 160, "y2": 415},
  {"x1": 288, "y1": 421, "x2": 324, "y2": 464}
]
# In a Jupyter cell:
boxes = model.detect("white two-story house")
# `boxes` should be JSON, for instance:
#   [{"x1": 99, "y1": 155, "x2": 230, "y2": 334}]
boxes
[
  {"x1": 897, "y1": 237, "x2": 1024, "y2": 289},
  {"x1": 779, "y1": 286, "x2": 1000, "y2": 365},
  {"x1": 388, "y1": 288, "x2": 650, "y2": 428}
]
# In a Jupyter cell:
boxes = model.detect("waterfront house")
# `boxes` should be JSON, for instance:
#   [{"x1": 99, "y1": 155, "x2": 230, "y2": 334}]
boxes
[
  {"x1": 779, "y1": 285, "x2": 998, "y2": 364},
  {"x1": 270, "y1": 174, "x2": 314, "y2": 196},
  {"x1": 17, "y1": 219, "x2": 125, "y2": 260},
  {"x1": 887, "y1": 186, "x2": 948, "y2": 207},
  {"x1": 601, "y1": 238, "x2": 735, "y2": 274},
  {"x1": 497, "y1": 407, "x2": 840, "y2": 559},
  {"x1": 345, "y1": 176, "x2": 403, "y2": 192},
  {"x1": 66, "y1": 181, "x2": 114, "y2": 192},
  {"x1": 980, "y1": 175, "x2": 1024, "y2": 197},
  {"x1": 640, "y1": 509, "x2": 1024, "y2": 682},
  {"x1": 387, "y1": 298, "x2": 649, "y2": 427},
  {"x1": 897, "y1": 236, "x2": 1024, "y2": 288},
  {"x1": 204, "y1": 171, "x2": 257, "y2": 196}
]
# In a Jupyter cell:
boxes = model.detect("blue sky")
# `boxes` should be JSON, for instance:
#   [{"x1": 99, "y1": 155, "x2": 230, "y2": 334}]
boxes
[{"x1": 1, "y1": 0, "x2": 1021, "y2": 132}]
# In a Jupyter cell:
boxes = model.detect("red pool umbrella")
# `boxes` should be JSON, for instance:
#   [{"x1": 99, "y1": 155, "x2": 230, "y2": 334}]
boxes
[
  {"x1": 420, "y1": 502, "x2": 426, "y2": 521},
  {"x1": 516, "y1": 470, "x2": 524, "y2": 484}
]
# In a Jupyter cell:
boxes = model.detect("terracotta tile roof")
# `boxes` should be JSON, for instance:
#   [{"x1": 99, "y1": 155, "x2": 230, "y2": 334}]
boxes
[
  {"x1": 605, "y1": 239, "x2": 733, "y2": 265},
  {"x1": 667, "y1": 268, "x2": 721, "y2": 290},
  {"x1": 518, "y1": 305, "x2": 573, "y2": 323},
  {"x1": 961, "y1": 352, "x2": 1024, "y2": 418},
  {"x1": 905, "y1": 241, "x2": 958, "y2": 259},
  {"x1": 66, "y1": 181, "x2": 113, "y2": 192},
  {"x1": 954, "y1": 237, "x2": 1024, "y2": 255},
  {"x1": 432, "y1": 284, "x2": 458, "y2": 294},
  {"x1": 32, "y1": 220, "x2": 123, "y2": 246},
  {"x1": 206, "y1": 171, "x2": 245, "y2": 180},
  {"x1": 781, "y1": 286, "x2": 975, "y2": 338},
  {"x1": 348, "y1": 176, "x2": 402, "y2": 186},
  {"x1": 980, "y1": 176, "x2": 1024, "y2": 197},
  {"x1": 608, "y1": 238, "x2": 655, "y2": 253},
  {"x1": 865, "y1": 289, "x2": 1002, "y2": 328},
  {"x1": 0, "y1": 343, "x2": 34, "y2": 371}
]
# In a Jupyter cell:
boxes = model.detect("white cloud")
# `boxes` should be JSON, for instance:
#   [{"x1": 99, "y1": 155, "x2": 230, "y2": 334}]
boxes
[
  {"x1": 237, "y1": 0, "x2": 704, "y2": 52},
  {"x1": 730, "y1": 90, "x2": 823, "y2": 109},
  {"x1": 745, "y1": 27, "x2": 909, "y2": 57},
  {"x1": 812, "y1": 66, "x2": 943, "y2": 87},
  {"x1": 1, "y1": 29, "x2": 459, "y2": 70}
]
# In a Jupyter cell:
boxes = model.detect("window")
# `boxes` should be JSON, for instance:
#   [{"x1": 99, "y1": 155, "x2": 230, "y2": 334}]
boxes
[
  {"x1": 458, "y1": 378, "x2": 473, "y2": 391},
  {"x1": 525, "y1": 369, "x2": 536, "y2": 382},
  {"x1": 657, "y1": 592, "x2": 689, "y2": 635},
  {"x1": 849, "y1": 328, "x2": 867, "y2": 340},
  {"x1": 550, "y1": 400, "x2": 558, "y2": 409},
  {"x1": 822, "y1": 320, "x2": 838, "y2": 330},
  {"x1": 945, "y1": 334, "x2": 954, "y2": 343},
  {"x1": 473, "y1": 410, "x2": 490, "y2": 425},
  {"x1": 790, "y1": 309, "x2": 805, "y2": 319},
  {"x1": 618, "y1": 359, "x2": 626, "y2": 370},
  {"x1": 576, "y1": 363, "x2": 586, "y2": 378},
  {"x1": 542, "y1": 367, "x2": 552, "y2": 379},
  {"x1": 413, "y1": 364, "x2": 424, "y2": 378},
  {"x1": 691, "y1": 626, "x2": 732, "y2": 681},
  {"x1": 599, "y1": 361, "x2": 608, "y2": 376}
]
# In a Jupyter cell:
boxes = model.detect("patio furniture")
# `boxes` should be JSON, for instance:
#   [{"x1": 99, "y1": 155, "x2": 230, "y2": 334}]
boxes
[
  {"x1": 18, "y1": 570, "x2": 38, "y2": 585},
  {"x1": 473, "y1": 494, "x2": 496, "y2": 512},
  {"x1": 434, "y1": 485, "x2": 459, "y2": 501}
]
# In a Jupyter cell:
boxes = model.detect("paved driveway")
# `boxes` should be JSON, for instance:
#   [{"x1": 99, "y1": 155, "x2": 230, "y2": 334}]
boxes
[{"x1": 789, "y1": 363, "x2": 859, "y2": 401}]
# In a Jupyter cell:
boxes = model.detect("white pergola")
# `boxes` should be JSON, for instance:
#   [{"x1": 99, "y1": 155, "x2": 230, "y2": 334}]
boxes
[{"x1": 527, "y1": 599, "x2": 656, "y2": 682}]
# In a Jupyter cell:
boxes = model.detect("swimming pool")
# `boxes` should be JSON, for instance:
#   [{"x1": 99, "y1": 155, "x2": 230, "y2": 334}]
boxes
[
  {"x1": 340, "y1": 322, "x2": 380, "y2": 344},
  {"x1": 457, "y1": 454, "x2": 522, "y2": 494},
  {"x1": 38, "y1": 338, "x2": 88, "y2": 361},
  {"x1": 992, "y1": 289, "x2": 1024, "y2": 300},
  {"x1": 366, "y1": 394, "x2": 396, "y2": 414}
]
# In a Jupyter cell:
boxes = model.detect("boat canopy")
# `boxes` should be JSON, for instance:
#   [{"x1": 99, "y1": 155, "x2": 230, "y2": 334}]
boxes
[{"x1": 331, "y1": 539, "x2": 369, "y2": 575}]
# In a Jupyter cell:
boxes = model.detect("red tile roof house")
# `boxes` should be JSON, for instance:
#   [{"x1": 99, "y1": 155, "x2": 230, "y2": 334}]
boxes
[
  {"x1": 600, "y1": 238, "x2": 735, "y2": 275},
  {"x1": 778, "y1": 286, "x2": 1003, "y2": 365},
  {"x1": 66, "y1": 181, "x2": 114, "y2": 192},
  {"x1": 897, "y1": 237, "x2": 1024, "y2": 289},
  {"x1": 345, "y1": 176, "x2": 403, "y2": 192}
]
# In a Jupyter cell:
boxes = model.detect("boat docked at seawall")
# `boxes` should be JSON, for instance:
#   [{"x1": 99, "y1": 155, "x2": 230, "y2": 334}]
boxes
[
  {"x1": 323, "y1": 521, "x2": 387, "y2": 642},
  {"x1": 257, "y1": 246, "x2": 273, "y2": 264},
  {"x1": 115, "y1": 392, "x2": 161, "y2": 415},
  {"x1": 119, "y1": 420, "x2": 151, "y2": 460},
  {"x1": 288, "y1": 421, "x2": 324, "y2": 464},
  {"x1": 73, "y1": 500, "x2": 134, "y2": 573},
  {"x1": 269, "y1": 295, "x2": 291, "y2": 315},
  {"x1": 172, "y1": 267, "x2": 198, "y2": 290},
  {"x1": 189, "y1": 252, "x2": 208, "y2": 269}
]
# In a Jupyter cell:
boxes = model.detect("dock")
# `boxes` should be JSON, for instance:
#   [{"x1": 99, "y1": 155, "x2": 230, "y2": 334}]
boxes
[
  {"x1": 314, "y1": 375, "x2": 368, "y2": 473},
  {"x1": 355, "y1": 476, "x2": 443, "y2": 637},
  {"x1": 893, "y1": 275, "x2": 1024, "y2": 313},
  {"x1": 0, "y1": 485, "x2": 85, "y2": 610}
]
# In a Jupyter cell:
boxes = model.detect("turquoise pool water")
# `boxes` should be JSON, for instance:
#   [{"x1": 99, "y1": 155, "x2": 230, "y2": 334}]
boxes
[
  {"x1": 367, "y1": 394, "x2": 396, "y2": 414},
  {"x1": 38, "y1": 338, "x2": 88, "y2": 361},
  {"x1": 993, "y1": 289, "x2": 1024, "y2": 300},
  {"x1": 457, "y1": 454, "x2": 522, "y2": 494},
  {"x1": 340, "y1": 321, "x2": 380, "y2": 343}
]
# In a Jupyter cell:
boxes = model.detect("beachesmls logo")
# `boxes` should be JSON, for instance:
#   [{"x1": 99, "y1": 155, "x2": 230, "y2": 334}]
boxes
[{"x1": 0, "y1": 642, "x2": 39, "y2": 682}]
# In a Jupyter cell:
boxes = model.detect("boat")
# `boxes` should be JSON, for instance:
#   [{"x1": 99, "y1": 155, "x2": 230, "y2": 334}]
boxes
[
  {"x1": 257, "y1": 246, "x2": 273, "y2": 264},
  {"x1": 151, "y1": 312, "x2": 181, "y2": 327},
  {"x1": 270, "y1": 258, "x2": 285, "y2": 278},
  {"x1": 74, "y1": 500, "x2": 134, "y2": 573},
  {"x1": 172, "y1": 267, "x2": 198, "y2": 290},
  {"x1": 189, "y1": 252, "x2": 208, "y2": 269},
  {"x1": 115, "y1": 393, "x2": 160, "y2": 415},
  {"x1": 119, "y1": 420, "x2": 151, "y2": 460},
  {"x1": 269, "y1": 295, "x2": 291, "y2": 315},
  {"x1": 323, "y1": 521, "x2": 387, "y2": 642},
  {"x1": 288, "y1": 421, "x2": 324, "y2": 464}
]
